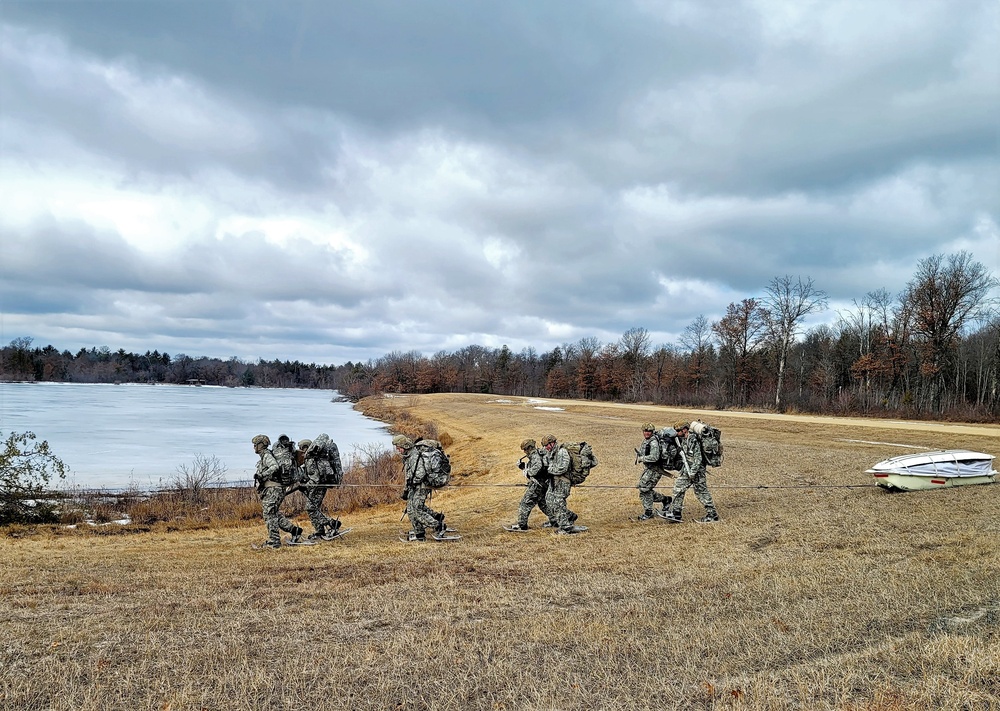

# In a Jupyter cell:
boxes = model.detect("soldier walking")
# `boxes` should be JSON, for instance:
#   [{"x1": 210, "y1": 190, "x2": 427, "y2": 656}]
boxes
[
  {"x1": 252, "y1": 434, "x2": 303, "y2": 548},
  {"x1": 635, "y1": 423, "x2": 673, "y2": 520},
  {"x1": 506, "y1": 439, "x2": 556, "y2": 531},
  {"x1": 541, "y1": 435, "x2": 586, "y2": 535},
  {"x1": 664, "y1": 422, "x2": 720, "y2": 524},
  {"x1": 297, "y1": 438, "x2": 342, "y2": 541},
  {"x1": 395, "y1": 435, "x2": 448, "y2": 541}
]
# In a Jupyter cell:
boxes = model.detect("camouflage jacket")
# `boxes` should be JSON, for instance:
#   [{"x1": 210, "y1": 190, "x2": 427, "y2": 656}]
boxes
[
  {"x1": 522, "y1": 447, "x2": 548, "y2": 479},
  {"x1": 680, "y1": 433, "x2": 707, "y2": 474},
  {"x1": 402, "y1": 447, "x2": 430, "y2": 488},
  {"x1": 544, "y1": 444, "x2": 571, "y2": 478},
  {"x1": 637, "y1": 435, "x2": 662, "y2": 466},
  {"x1": 255, "y1": 449, "x2": 282, "y2": 488}
]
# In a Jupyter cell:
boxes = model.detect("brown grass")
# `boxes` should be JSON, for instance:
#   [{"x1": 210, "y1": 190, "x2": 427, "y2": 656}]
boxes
[{"x1": 2, "y1": 393, "x2": 998, "y2": 710}]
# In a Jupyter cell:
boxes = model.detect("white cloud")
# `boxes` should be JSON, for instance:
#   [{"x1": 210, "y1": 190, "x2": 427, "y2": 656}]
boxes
[{"x1": 0, "y1": 2, "x2": 997, "y2": 362}]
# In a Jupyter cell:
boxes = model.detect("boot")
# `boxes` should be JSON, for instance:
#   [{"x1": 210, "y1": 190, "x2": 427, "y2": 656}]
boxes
[
  {"x1": 289, "y1": 526, "x2": 304, "y2": 544},
  {"x1": 696, "y1": 511, "x2": 720, "y2": 523},
  {"x1": 637, "y1": 510, "x2": 656, "y2": 521}
]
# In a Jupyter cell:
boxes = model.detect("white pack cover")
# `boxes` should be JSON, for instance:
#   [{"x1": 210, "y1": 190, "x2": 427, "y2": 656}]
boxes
[{"x1": 867, "y1": 450, "x2": 997, "y2": 478}]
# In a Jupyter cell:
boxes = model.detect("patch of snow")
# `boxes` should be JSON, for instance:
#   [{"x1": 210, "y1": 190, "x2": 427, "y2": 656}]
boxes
[{"x1": 534, "y1": 406, "x2": 565, "y2": 412}]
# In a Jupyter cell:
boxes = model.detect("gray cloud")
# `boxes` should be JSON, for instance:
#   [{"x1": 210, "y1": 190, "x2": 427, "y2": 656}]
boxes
[{"x1": 1, "y1": 1, "x2": 997, "y2": 363}]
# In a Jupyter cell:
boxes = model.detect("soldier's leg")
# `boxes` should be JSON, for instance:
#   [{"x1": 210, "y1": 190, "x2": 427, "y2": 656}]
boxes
[
  {"x1": 533, "y1": 479, "x2": 558, "y2": 526},
  {"x1": 637, "y1": 468, "x2": 660, "y2": 514},
  {"x1": 666, "y1": 474, "x2": 692, "y2": 517},
  {"x1": 259, "y1": 487, "x2": 284, "y2": 544},
  {"x1": 545, "y1": 477, "x2": 572, "y2": 531},
  {"x1": 517, "y1": 479, "x2": 544, "y2": 527},
  {"x1": 406, "y1": 488, "x2": 438, "y2": 536},
  {"x1": 304, "y1": 486, "x2": 333, "y2": 533},
  {"x1": 564, "y1": 484, "x2": 577, "y2": 523},
  {"x1": 692, "y1": 472, "x2": 718, "y2": 517}
]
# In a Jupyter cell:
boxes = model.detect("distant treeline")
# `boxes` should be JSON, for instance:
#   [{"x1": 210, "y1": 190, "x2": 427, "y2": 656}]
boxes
[{"x1": 3, "y1": 253, "x2": 998, "y2": 421}]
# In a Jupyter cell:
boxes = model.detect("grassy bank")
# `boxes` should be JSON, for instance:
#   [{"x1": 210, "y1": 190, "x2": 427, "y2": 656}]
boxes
[{"x1": 2, "y1": 393, "x2": 998, "y2": 710}]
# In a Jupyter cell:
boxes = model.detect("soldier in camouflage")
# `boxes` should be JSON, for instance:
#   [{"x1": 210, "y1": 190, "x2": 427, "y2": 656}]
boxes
[
  {"x1": 395, "y1": 434, "x2": 447, "y2": 541},
  {"x1": 635, "y1": 423, "x2": 673, "y2": 521},
  {"x1": 297, "y1": 439, "x2": 341, "y2": 541},
  {"x1": 664, "y1": 422, "x2": 720, "y2": 524},
  {"x1": 506, "y1": 439, "x2": 556, "y2": 531},
  {"x1": 252, "y1": 434, "x2": 302, "y2": 548},
  {"x1": 541, "y1": 435, "x2": 585, "y2": 535}
]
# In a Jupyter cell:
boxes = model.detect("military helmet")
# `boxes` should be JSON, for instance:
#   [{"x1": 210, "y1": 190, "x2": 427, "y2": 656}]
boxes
[
  {"x1": 520, "y1": 438, "x2": 536, "y2": 451},
  {"x1": 392, "y1": 434, "x2": 414, "y2": 449},
  {"x1": 673, "y1": 421, "x2": 690, "y2": 431},
  {"x1": 642, "y1": 422, "x2": 655, "y2": 432},
  {"x1": 298, "y1": 439, "x2": 312, "y2": 450},
  {"x1": 251, "y1": 434, "x2": 270, "y2": 447},
  {"x1": 541, "y1": 434, "x2": 557, "y2": 446}
]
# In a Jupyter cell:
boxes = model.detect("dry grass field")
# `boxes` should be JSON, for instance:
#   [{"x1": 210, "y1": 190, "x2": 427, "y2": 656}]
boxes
[{"x1": 3, "y1": 393, "x2": 998, "y2": 711}]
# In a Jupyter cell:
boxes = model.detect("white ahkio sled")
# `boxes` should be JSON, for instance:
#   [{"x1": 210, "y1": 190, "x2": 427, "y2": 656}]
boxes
[{"x1": 867, "y1": 449, "x2": 998, "y2": 492}]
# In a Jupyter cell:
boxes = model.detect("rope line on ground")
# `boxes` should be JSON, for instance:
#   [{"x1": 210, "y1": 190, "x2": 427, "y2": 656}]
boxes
[{"x1": 40, "y1": 479, "x2": 877, "y2": 498}]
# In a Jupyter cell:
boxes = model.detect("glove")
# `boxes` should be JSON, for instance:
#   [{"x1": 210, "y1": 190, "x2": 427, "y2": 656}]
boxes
[
  {"x1": 400, "y1": 488, "x2": 411, "y2": 501},
  {"x1": 517, "y1": 460, "x2": 526, "y2": 470}
]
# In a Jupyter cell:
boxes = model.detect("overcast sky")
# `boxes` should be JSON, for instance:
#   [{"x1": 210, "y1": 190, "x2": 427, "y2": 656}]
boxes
[{"x1": 2, "y1": 0, "x2": 997, "y2": 365}]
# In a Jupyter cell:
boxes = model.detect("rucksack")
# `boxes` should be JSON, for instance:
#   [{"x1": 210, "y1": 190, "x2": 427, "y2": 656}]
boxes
[
  {"x1": 656, "y1": 428, "x2": 683, "y2": 470},
  {"x1": 308, "y1": 433, "x2": 344, "y2": 485},
  {"x1": 691, "y1": 420, "x2": 724, "y2": 467},
  {"x1": 415, "y1": 439, "x2": 451, "y2": 488},
  {"x1": 562, "y1": 442, "x2": 597, "y2": 485},
  {"x1": 272, "y1": 434, "x2": 300, "y2": 485}
]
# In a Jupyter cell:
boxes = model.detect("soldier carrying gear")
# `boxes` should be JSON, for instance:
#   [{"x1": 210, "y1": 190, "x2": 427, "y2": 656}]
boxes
[
  {"x1": 506, "y1": 437, "x2": 556, "y2": 532},
  {"x1": 635, "y1": 423, "x2": 673, "y2": 520},
  {"x1": 251, "y1": 434, "x2": 302, "y2": 548}
]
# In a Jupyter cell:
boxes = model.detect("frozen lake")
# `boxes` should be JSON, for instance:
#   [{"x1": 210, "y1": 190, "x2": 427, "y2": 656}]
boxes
[{"x1": 0, "y1": 382, "x2": 394, "y2": 490}]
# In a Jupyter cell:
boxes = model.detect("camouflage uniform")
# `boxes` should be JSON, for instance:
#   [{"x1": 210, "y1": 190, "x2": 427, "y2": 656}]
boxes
[
  {"x1": 542, "y1": 437, "x2": 577, "y2": 533},
  {"x1": 298, "y1": 439, "x2": 338, "y2": 538},
  {"x1": 636, "y1": 425, "x2": 672, "y2": 518},
  {"x1": 397, "y1": 436, "x2": 444, "y2": 538},
  {"x1": 665, "y1": 427, "x2": 719, "y2": 522},
  {"x1": 515, "y1": 441, "x2": 556, "y2": 528},
  {"x1": 253, "y1": 435, "x2": 298, "y2": 546}
]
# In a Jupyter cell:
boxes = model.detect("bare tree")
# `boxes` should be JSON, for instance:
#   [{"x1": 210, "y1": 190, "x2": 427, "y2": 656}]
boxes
[
  {"x1": 902, "y1": 252, "x2": 998, "y2": 413},
  {"x1": 680, "y1": 315, "x2": 713, "y2": 398},
  {"x1": 171, "y1": 454, "x2": 228, "y2": 504},
  {"x1": 619, "y1": 327, "x2": 652, "y2": 401},
  {"x1": 763, "y1": 276, "x2": 828, "y2": 410},
  {"x1": 713, "y1": 299, "x2": 769, "y2": 406}
]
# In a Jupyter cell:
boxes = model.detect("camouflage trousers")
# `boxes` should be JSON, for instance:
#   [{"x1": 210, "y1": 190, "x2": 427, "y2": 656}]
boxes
[
  {"x1": 517, "y1": 477, "x2": 555, "y2": 527},
  {"x1": 406, "y1": 486, "x2": 440, "y2": 535},
  {"x1": 303, "y1": 485, "x2": 336, "y2": 534},
  {"x1": 544, "y1": 475, "x2": 574, "y2": 531},
  {"x1": 258, "y1": 485, "x2": 297, "y2": 544},
  {"x1": 637, "y1": 465, "x2": 671, "y2": 511},
  {"x1": 667, "y1": 467, "x2": 716, "y2": 517}
]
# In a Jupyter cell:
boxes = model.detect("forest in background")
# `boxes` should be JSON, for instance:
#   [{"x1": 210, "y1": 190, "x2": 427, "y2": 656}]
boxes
[{"x1": 3, "y1": 252, "x2": 998, "y2": 421}]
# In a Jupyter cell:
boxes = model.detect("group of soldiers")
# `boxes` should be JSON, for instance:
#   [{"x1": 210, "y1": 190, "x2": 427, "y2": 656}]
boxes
[
  {"x1": 251, "y1": 419, "x2": 721, "y2": 547},
  {"x1": 632, "y1": 421, "x2": 720, "y2": 524},
  {"x1": 251, "y1": 433, "x2": 344, "y2": 549},
  {"x1": 509, "y1": 422, "x2": 720, "y2": 534}
]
